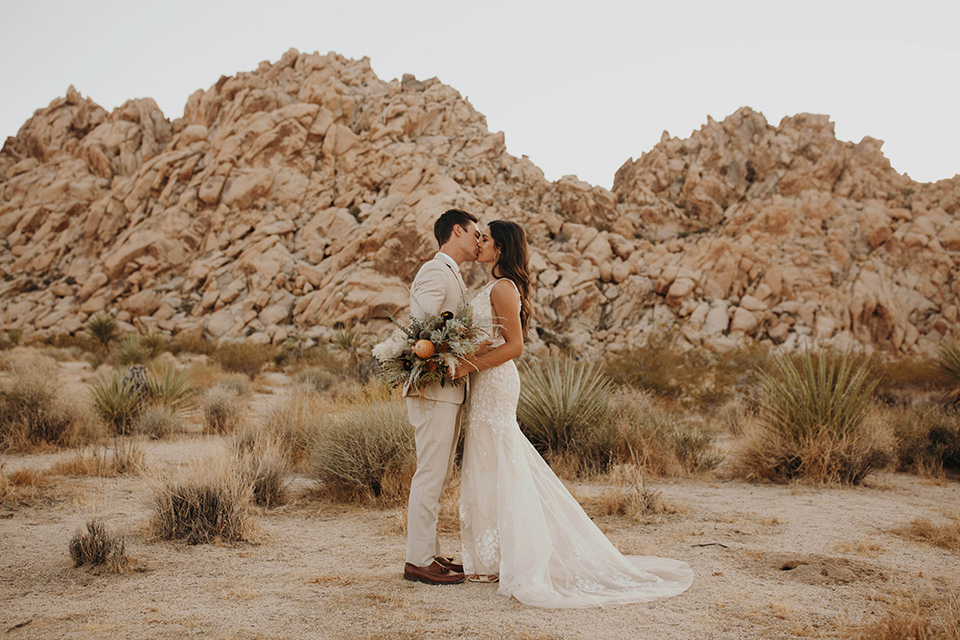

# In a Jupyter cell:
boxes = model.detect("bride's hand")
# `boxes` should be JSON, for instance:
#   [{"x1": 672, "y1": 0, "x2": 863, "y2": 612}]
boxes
[
  {"x1": 474, "y1": 340, "x2": 493, "y2": 357},
  {"x1": 449, "y1": 358, "x2": 472, "y2": 380}
]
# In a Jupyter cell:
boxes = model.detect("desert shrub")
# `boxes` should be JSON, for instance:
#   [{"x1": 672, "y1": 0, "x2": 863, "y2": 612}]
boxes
[
  {"x1": 872, "y1": 355, "x2": 954, "y2": 405},
  {"x1": 305, "y1": 396, "x2": 414, "y2": 503},
  {"x1": 609, "y1": 388, "x2": 720, "y2": 476},
  {"x1": 51, "y1": 438, "x2": 145, "y2": 477},
  {"x1": 1, "y1": 463, "x2": 57, "y2": 507},
  {"x1": 134, "y1": 406, "x2": 185, "y2": 439},
  {"x1": 294, "y1": 367, "x2": 339, "y2": 393},
  {"x1": 0, "y1": 367, "x2": 99, "y2": 450},
  {"x1": 234, "y1": 435, "x2": 290, "y2": 508},
  {"x1": 90, "y1": 366, "x2": 196, "y2": 435},
  {"x1": 840, "y1": 592, "x2": 960, "y2": 640},
  {"x1": 212, "y1": 341, "x2": 274, "y2": 380},
  {"x1": 86, "y1": 313, "x2": 119, "y2": 353},
  {"x1": 605, "y1": 336, "x2": 695, "y2": 398},
  {"x1": 517, "y1": 356, "x2": 613, "y2": 458},
  {"x1": 888, "y1": 405, "x2": 960, "y2": 474},
  {"x1": 69, "y1": 519, "x2": 128, "y2": 572},
  {"x1": 213, "y1": 374, "x2": 252, "y2": 396},
  {"x1": 893, "y1": 513, "x2": 960, "y2": 552},
  {"x1": 259, "y1": 391, "x2": 327, "y2": 464},
  {"x1": 732, "y1": 349, "x2": 892, "y2": 484},
  {"x1": 150, "y1": 455, "x2": 255, "y2": 544},
  {"x1": 170, "y1": 332, "x2": 216, "y2": 356},
  {"x1": 201, "y1": 385, "x2": 246, "y2": 434}
]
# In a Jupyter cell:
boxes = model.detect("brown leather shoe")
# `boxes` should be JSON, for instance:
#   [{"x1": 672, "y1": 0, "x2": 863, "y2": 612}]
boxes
[
  {"x1": 403, "y1": 560, "x2": 465, "y2": 585},
  {"x1": 435, "y1": 556, "x2": 464, "y2": 573}
]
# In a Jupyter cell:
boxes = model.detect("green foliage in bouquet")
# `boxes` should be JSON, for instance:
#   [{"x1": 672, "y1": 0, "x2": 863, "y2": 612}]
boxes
[{"x1": 373, "y1": 297, "x2": 483, "y2": 391}]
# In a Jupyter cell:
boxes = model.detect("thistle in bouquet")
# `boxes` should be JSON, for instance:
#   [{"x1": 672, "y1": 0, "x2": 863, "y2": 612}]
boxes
[{"x1": 373, "y1": 296, "x2": 484, "y2": 391}]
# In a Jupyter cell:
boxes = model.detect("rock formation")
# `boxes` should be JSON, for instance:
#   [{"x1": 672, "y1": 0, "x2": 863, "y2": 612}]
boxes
[{"x1": 0, "y1": 48, "x2": 957, "y2": 357}]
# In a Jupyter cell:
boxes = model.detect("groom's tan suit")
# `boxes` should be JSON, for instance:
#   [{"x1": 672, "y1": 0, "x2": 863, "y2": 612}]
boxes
[{"x1": 405, "y1": 252, "x2": 467, "y2": 567}]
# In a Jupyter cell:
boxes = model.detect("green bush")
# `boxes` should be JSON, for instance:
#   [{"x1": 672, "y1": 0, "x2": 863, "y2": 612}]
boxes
[
  {"x1": 305, "y1": 397, "x2": 414, "y2": 503},
  {"x1": 90, "y1": 366, "x2": 196, "y2": 435},
  {"x1": 146, "y1": 367, "x2": 197, "y2": 412},
  {"x1": 517, "y1": 356, "x2": 613, "y2": 456},
  {"x1": 112, "y1": 335, "x2": 152, "y2": 366}
]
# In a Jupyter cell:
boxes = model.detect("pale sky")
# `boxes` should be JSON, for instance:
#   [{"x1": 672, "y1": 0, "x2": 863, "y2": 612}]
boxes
[{"x1": 2, "y1": 0, "x2": 958, "y2": 188}]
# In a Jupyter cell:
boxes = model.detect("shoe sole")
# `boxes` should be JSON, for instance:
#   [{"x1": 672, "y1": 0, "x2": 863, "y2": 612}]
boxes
[{"x1": 403, "y1": 573, "x2": 466, "y2": 585}]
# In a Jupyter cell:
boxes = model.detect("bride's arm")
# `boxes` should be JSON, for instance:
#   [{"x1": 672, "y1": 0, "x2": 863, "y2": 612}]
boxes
[{"x1": 453, "y1": 281, "x2": 523, "y2": 377}]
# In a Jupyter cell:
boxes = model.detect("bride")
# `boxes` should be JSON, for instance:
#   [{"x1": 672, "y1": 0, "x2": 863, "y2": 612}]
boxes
[{"x1": 453, "y1": 220, "x2": 694, "y2": 608}]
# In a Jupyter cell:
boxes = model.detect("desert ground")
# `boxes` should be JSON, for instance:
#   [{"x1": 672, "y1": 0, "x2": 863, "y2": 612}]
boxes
[{"x1": 1, "y1": 357, "x2": 958, "y2": 640}]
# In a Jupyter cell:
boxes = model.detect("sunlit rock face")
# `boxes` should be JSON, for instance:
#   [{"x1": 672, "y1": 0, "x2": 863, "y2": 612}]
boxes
[{"x1": 1, "y1": 49, "x2": 957, "y2": 356}]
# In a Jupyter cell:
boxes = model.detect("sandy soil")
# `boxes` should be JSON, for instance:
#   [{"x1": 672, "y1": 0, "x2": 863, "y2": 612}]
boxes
[{"x1": 2, "y1": 364, "x2": 959, "y2": 639}]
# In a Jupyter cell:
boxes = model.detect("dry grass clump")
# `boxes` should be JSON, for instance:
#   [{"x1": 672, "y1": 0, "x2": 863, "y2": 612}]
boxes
[
  {"x1": 0, "y1": 463, "x2": 58, "y2": 507},
  {"x1": 305, "y1": 394, "x2": 414, "y2": 503},
  {"x1": 840, "y1": 592, "x2": 960, "y2": 640},
  {"x1": 69, "y1": 518, "x2": 128, "y2": 572},
  {"x1": 0, "y1": 357, "x2": 100, "y2": 451},
  {"x1": 731, "y1": 349, "x2": 893, "y2": 485},
  {"x1": 886, "y1": 405, "x2": 960, "y2": 475},
  {"x1": 872, "y1": 355, "x2": 955, "y2": 405},
  {"x1": 294, "y1": 367, "x2": 338, "y2": 393},
  {"x1": 212, "y1": 341, "x2": 275, "y2": 380},
  {"x1": 892, "y1": 513, "x2": 960, "y2": 551},
  {"x1": 112, "y1": 332, "x2": 166, "y2": 366},
  {"x1": 234, "y1": 435, "x2": 290, "y2": 508},
  {"x1": 578, "y1": 464, "x2": 685, "y2": 521},
  {"x1": 201, "y1": 384, "x2": 247, "y2": 434},
  {"x1": 50, "y1": 438, "x2": 146, "y2": 477},
  {"x1": 259, "y1": 390, "x2": 328, "y2": 465},
  {"x1": 150, "y1": 454, "x2": 255, "y2": 544},
  {"x1": 134, "y1": 405, "x2": 186, "y2": 439}
]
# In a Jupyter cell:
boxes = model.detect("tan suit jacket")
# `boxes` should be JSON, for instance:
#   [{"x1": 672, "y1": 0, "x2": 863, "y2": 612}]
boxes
[{"x1": 404, "y1": 254, "x2": 466, "y2": 405}]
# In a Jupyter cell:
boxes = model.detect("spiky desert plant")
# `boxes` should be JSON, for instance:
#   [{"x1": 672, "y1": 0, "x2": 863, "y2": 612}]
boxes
[
  {"x1": 936, "y1": 339, "x2": 960, "y2": 407},
  {"x1": 146, "y1": 366, "x2": 197, "y2": 413},
  {"x1": 305, "y1": 397, "x2": 414, "y2": 503},
  {"x1": 757, "y1": 349, "x2": 877, "y2": 443},
  {"x1": 517, "y1": 356, "x2": 614, "y2": 457},
  {"x1": 735, "y1": 349, "x2": 891, "y2": 484},
  {"x1": 69, "y1": 518, "x2": 128, "y2": 572},
  {"x1": 112, "y1": 334, "x2": 151, "y2": 366},
  {"x1": 140, "y1": 331, "x2": 168, "y2": 359},
  {"x1": 86, "y1": 313, "x2": 119, "y2": 353},
  {"x1": 332, "y1": 327, "x2": 369, "y2": 379},
  {"x1": 89, "y1": 372, "x2": 144, "y2": 435}
]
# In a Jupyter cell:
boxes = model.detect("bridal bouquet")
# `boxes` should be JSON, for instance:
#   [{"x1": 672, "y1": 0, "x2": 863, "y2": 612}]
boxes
[{"x1": 373, "y1": 297, "x2": 483, "y2": 391}]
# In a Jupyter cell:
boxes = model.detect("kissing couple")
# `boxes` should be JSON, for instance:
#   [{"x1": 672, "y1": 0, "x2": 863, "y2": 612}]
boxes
[{"x1": 402, "y1": 209, "x2": 693, "y2": 608}]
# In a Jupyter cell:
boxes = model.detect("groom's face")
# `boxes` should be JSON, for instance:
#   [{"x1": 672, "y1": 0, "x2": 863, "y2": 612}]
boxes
[{"x1": 457, "y1": 222, "x2": 482, "y2": 261}]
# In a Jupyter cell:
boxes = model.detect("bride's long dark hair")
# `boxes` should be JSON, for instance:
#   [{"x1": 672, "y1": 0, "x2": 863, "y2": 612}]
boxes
[{"x1": 489, "y1": 220, "x2": 533, "y2": 338}]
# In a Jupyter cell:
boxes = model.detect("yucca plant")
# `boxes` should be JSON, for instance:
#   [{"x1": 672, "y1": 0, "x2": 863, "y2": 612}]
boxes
[
  {"x1": 936, "y1": 339, "x2": 960, "y2": 407},
  {"x1": 756, "y1": 349, "x2": 877, "y2": 443},
  {"x1": 332, "y1": 327, "x2": 369, "y2": 379},
  {"x1": 112, "y1": 334, "x2": 151, "y2": 366},
  {"x1": 738, "y1": 348, "x2": 891, "y2": 484},
  {"x1": 89, "y1": 372, "x2": 144, "y2": 435},
  {"x1": 140, "y1": 331, "x2": 168, "y2": 359},
  {"x1": 146, "y1": 366, "x2": 197, "y2": 413},
  {"x1": 86, "y1": 313, "x2": 119, "y2": 353},
  {"x1": 517, "y1": 356, "x2": 614, "y2": 456}
]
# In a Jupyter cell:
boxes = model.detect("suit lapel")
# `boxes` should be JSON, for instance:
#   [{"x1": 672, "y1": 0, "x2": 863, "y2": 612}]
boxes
[{"x1": 444, "y1": 262, "x2": 466, "y2": 295}]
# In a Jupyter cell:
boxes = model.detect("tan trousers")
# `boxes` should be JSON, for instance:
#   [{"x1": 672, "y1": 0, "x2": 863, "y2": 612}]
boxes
[{"x1": 405, "y1": 397, "x2": 462, "y2": 567}]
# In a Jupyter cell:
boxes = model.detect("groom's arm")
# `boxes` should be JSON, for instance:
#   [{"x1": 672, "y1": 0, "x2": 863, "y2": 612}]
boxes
[{"x1": 409, "y1": 262, "x2": 448, "y2": 320}]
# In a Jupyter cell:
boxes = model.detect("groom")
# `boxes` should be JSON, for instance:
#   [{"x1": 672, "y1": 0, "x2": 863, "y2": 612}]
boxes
[{"x1": 403, "y1": 208, "x2": 481, "y2": 585}]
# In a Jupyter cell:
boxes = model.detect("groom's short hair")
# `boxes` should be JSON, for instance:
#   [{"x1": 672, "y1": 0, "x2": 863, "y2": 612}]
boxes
[{"x1": 434, "y1": 209, "x2": 479, "y2": 248}]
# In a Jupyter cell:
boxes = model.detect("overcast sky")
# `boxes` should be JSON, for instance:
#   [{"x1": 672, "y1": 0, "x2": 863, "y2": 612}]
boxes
[{"x1": 2, "y1": 0, "x2": 958, "y2": 188}]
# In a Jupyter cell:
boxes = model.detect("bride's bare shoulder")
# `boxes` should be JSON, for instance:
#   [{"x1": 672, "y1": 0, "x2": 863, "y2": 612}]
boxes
[{"x1": 490, "y1": 279, "x2": 520, "y2": 304}]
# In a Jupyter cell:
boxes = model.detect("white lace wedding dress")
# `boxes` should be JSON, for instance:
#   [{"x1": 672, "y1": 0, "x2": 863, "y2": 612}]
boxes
[{"x1": 459, "y1": 279, "x2": 694, "y2": 608}]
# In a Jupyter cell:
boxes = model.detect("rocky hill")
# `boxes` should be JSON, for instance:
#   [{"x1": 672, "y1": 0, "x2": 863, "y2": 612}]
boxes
[{"x1": 1, "y1": 48, "x2": 957, "y2": 357}]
